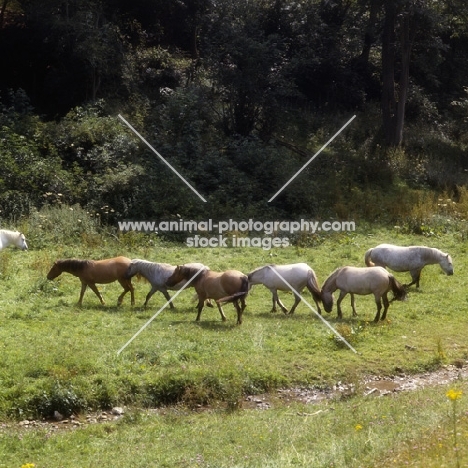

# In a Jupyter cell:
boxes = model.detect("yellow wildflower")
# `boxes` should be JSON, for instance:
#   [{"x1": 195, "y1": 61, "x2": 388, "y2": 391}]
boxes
[
  {"x1": 21, "y1": 464, "x2": 36, "y2": 468},
  {"x1": 446, "y1": 389, "x2": 463, "y2": 401},
  {"x1": 355, "y1": 424, "x2": 363, "y2": 431}
]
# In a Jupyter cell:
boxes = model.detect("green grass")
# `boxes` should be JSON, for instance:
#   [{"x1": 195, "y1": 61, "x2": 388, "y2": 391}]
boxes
[
  {"x1": 0, "y1": 226, "x2": 467, "y2": 466},
  {"x1": 2, "y1": 383, "x2": 467, "y2": 467}
]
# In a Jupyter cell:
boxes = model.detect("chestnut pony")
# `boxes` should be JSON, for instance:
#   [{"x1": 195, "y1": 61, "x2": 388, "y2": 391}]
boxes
[
  {"x1": 47, "y1": 256, "x2": 134, "y2": 306},
  {"x1": 166, "y1": 265, "x2": 249, "y2": 325}
]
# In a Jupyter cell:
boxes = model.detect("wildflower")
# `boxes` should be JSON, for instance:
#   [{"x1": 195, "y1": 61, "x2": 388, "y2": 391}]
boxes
[
  {"x1": 21, "y1": 464, "x2": 36, "y2": 468},
  {"x1": 446, "y1": 389, "x2": 463, "y2": 401},
  {"x1": 355, "y1": 424, "x2": 363, "y2": 431},
  {"x1": 447, "y1": 389, "x2": 462, "y2": 468}
]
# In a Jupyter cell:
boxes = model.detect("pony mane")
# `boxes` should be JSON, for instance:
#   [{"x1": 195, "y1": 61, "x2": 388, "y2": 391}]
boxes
[
  {"x1": 56, "y1": 259, "x2": 93, "y2": 273},
  {"x1": 183, "y1": 264, "x2": 206, "y2": 275},
  {"x1": 321, "y1": 267, "x2": 342, "y2": 291},
  {"x1": 131, "y1": 259, "x2": 174, "y2": 277},
  {"x1": 420, "y1": 246, "x2": 447, "y2": 262},
  {"x1": 248, "y1": 264, "x2": 276, "y2": 275},
  {"x1": 180, "y1": 265, "x2": 208, "y2": 281}
]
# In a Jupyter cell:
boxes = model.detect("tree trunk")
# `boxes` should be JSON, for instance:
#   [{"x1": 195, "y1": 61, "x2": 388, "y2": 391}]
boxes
[
  {"x1": 381, "y1": 0, "x2": 416, "y2": 147},
  {"x1": 395, "y1": 13, "x2": 414, "y2": 146},
  {"x1": 359, "y1": 0, "x2": 381, "y2": 66},
  {"x1": 0, "y1": 0, "x2": 9, "y2": 30},
  {"x1": 381, "y1": 0, "x2": 397, "y2": 145}
]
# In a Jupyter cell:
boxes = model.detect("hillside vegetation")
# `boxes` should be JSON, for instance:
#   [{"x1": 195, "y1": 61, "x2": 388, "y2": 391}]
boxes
[{"x1": 1, "y1": 1, "x2": 468, "y2": 225}]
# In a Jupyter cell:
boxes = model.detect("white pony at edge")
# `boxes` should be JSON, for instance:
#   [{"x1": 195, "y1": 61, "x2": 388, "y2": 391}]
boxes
[
  {"x1": 0, "y1": 229, "x2": 28, "y2": 251},
  {"x1": 364, "y1": 243, "x2": 453, "y2": 288}
]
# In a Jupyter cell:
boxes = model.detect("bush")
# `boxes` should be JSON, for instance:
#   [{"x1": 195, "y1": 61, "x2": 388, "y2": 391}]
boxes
[{"x1": 25, "y1": 204, "x2": 103, "y2": 249}]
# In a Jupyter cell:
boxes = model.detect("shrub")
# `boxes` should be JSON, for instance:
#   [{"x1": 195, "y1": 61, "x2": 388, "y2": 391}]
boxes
[{"x1": 25, "y1": 204, "x2": 103, "y2": 249}]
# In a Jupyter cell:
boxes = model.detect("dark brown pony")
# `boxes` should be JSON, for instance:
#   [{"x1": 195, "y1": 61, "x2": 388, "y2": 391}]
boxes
[
  {"x1": 47, "y1": 256, "x2": 135, "y2": 306},
  {"x1": 166, "y1": 265, "x2": 249, "y2": 325}
]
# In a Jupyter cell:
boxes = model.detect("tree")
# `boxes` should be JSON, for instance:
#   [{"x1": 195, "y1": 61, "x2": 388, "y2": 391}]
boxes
[
  {"x1": 203, "y1": 0, "x2": 295, "y2": 137},
  {"x1": 381, "y1": 0, "x2": 413, "y2": 146}
]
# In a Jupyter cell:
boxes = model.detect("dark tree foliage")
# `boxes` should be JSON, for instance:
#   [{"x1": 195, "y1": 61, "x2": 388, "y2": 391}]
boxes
[{"x1": 1, "y1": 0, "x2": 468, "y2": 223}]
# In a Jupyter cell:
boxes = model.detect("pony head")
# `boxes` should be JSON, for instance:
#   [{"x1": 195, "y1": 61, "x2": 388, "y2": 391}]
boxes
[
  {"x1": 440, "y1": 254, "x2": 453, "y2": 276},
  {"x1": 321, "y1": 290, "x2": 334, "y2": 313},
  {"x1": 47, "y1": 261, "x2": 62, "y2": 280},
  {"x1": 166, "y1": 265, "x2": 186, "y2": 287},
  {"x1": 12, "y1": 232, "x2": 28, "y2": 250},
  {"x1": 166, "y1": 265, "x2": 203, "y2": 287},
  {"x1": 123, "y1": 260, "x2": 140, "y2": 279},
  {"x1": 18, "y1": 233, "x2": 28, "y2": 250}
]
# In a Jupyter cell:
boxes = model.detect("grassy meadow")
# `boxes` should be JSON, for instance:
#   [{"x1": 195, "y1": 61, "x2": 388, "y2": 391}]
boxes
[{"x1": 1, "y1": 212, "x2": 468, "y2": 467}]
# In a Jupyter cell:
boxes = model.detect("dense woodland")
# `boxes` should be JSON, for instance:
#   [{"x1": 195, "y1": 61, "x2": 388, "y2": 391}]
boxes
[{"x1": 1, "y1": 0, "x2": 468, "y2": 229}]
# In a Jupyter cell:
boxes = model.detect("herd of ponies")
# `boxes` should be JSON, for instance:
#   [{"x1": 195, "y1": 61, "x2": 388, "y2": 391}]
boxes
[{"x1": 0, "y1": 228, "x2": 454, "y2": 325}]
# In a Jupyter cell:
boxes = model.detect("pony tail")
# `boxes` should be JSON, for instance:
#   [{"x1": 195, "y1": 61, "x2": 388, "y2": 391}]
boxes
[
  {"x1": 389, "y1": 275, "x2": 407, "y2": 301},
  {"x1": 241, "y1": 276, "x2": 250, "y2": 294},
  {"x1": 364, "y1": 248, "x2": 375, "y2": 267},
  {"x1": 307, "y1": 271, "x2": 322, "y2": 302},
  {"x1": 217, "y1": 276, "x2": 249, "y2": 305}
]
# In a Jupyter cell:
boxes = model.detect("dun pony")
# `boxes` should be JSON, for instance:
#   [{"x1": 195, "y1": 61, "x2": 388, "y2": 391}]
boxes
[
  {"x1": 321, "y1": 266, "x2": 407, "y2": 322},
  {"x1": 166, "y1": 265, "x2": 249, "y2": 325}
]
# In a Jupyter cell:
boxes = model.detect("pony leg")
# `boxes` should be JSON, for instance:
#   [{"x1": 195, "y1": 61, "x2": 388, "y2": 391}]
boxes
[
  {"x1": 129, "y1": 281, "x2": 135, "y2": 306},
  {"x1": 234, "y1": 300, "x2": 243, "y2": 325},
  {"x1": 274, "y1": 290, "x2": 289, "y2": 314},
  {"x1": 117, "y1": 279, "x2": 134, "y2": 306},
  {"x1": 195, "y1": 299, "x2": 205, "y2": 321},
  {"x1": 373, "y1": 298, "x2": 382, "y2": 322},
  {"x1": 78, "y1": 282, "x2": 88, "y2": 306},
  {"x1": 143, "y1": 286, "x2": 158, "y2": 308},
  {"x1": 381, "y1": 294, "x2": 390, "y2": 321},
  {"x1": 336, "y1": 291, "x2": 347, "y2": 319},
  {"x1": 161, "y1": 289, "x2": 174, "y2": 309},
  {"x1": 350, "y1": 293, "x2": 358, "y2": 317},
  {"x1": 216, "y1": 303, "x2": 227, "y2": 322},
  {"x1": 87, "y1": 282, "x2": 105, "y2": 305},
  {"x1": 289, "y1": 293, "x2": 301, "y2": 314},
  {"x1": 406, "y1": 269, "x2": 421, "y2": 288},
  {"x1": 270, "y1": 291, "x2": 278, "y2": 312},
  {"x1": 270, "y1": 293, "x2": 277, "y2": 313},
  {"x1": 240, "y1": 296, "x2": 246, "y2": 314}
]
